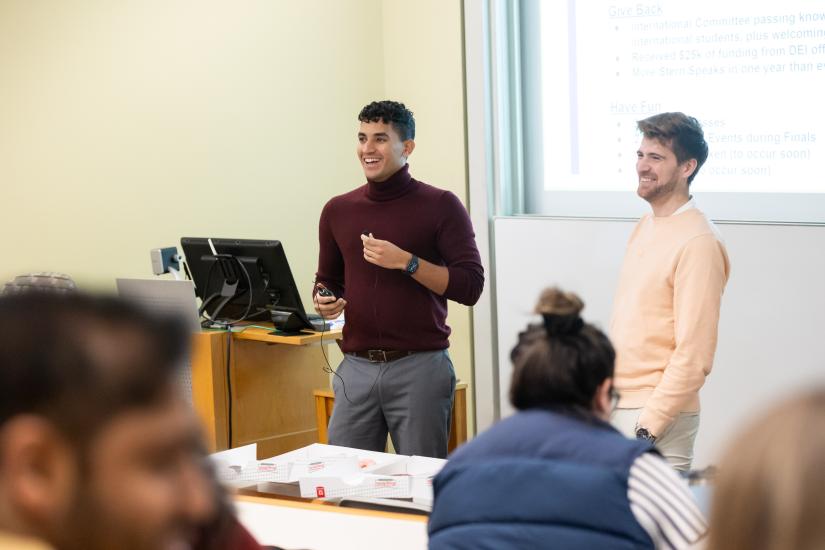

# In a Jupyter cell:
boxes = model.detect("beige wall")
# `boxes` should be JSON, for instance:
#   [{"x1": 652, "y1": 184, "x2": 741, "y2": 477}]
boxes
[
  {"x1": 0, "y1": 0, "x2": 474, "y2": 433},
  {"x1": 0, "y1": 0, "x2": 382, "y2": 294}
]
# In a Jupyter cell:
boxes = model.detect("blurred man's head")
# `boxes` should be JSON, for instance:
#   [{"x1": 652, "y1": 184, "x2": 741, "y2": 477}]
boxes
[{"x1": 0, "y1": 292, "x2": 215, "y2": 550}]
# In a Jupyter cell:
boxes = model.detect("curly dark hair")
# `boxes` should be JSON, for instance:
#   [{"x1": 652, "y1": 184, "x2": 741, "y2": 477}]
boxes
[
  {"x1": 637, "y1": 112, "x2": 709, "y2": 185},
  {"x1": 358, "y1": 100, "x2": 415, "y2": 141}
]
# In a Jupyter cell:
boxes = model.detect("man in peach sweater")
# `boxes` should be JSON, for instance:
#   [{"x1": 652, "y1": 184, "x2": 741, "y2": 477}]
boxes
[{"x1": 610, "y1": 112, "x2": 730, "y2": 472}]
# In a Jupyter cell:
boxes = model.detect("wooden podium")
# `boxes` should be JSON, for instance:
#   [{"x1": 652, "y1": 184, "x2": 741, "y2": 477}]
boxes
[{"x1": 190, "y1": 326, "x2": 340, "y2": 458}]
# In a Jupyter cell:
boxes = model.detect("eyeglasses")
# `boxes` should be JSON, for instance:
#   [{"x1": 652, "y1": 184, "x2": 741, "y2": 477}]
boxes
[{"x1": 609, "y1": 386, "x2": 621, "y2": 412}]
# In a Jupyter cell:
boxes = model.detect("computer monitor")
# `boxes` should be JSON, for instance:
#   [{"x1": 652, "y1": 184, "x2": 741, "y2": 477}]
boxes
[{"x1": 180, "y1": 237, "x2": 313, "y2": 332}]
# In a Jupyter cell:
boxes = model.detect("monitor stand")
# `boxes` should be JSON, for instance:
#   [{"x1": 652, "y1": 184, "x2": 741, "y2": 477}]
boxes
[
  {"x1": 269, "y1": 310, "x2": 330, "y2": 334},
  {"x1": 270, "y1": 310, "x2": 309, "y2": 334}
]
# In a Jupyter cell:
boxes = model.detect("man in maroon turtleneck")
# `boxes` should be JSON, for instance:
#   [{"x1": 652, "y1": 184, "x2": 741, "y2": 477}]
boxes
[{"x1": 313, "y1": 100, "x2": 484, "y2": 458}]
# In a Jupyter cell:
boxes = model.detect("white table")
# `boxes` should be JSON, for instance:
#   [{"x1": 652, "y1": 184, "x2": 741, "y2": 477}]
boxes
[{"x1": 236, "y1": 495, "x2": 429, "y2": 550}]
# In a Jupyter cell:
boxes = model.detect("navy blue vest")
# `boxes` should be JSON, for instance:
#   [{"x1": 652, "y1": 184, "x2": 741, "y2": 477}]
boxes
[{"x1": 428, "y1": 409, "x2": 655, "y2": 549}]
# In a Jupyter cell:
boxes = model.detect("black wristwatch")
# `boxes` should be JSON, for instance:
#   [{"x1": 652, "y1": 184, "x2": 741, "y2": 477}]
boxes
[
  {"x1": 404, "y1": 254, "x2": 419, "y2": 275},
  {"x1": 635, "y1": 426, "x2": 657, "y2": 443}
]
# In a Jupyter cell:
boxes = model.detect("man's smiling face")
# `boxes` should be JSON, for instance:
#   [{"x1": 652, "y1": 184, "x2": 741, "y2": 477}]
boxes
[
  {"x1": 357, "y1": 120, "x2": 413, "y2": 182},
  {"x1": 635, "y1": 136, "x2": 689, "y2": 205}
]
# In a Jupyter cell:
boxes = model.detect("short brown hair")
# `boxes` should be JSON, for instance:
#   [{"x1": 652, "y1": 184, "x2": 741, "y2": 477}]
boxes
[
  {"x1": 706, "y1": 389, "x2": 825, "y2": 550},
  {"x1": 637, "y1": 112, "x2": 708, "y2": 184}
]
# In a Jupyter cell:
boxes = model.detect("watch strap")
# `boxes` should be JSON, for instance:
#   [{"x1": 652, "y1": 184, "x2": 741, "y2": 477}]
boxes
[{"x1": 404, "y1": 254, "x2": 419, "y2": 275}]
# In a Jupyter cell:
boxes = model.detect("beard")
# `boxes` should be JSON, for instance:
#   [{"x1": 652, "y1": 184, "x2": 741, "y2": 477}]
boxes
[
  {"x1": 53, "y1": 487, "x2": 132, "y2": 550},
  {"x1": 637, "y1": 173, "x2": 679, "y2": 203},
  {"x1": 52, "y1": 485, "x2": 195, "y2": 550}
]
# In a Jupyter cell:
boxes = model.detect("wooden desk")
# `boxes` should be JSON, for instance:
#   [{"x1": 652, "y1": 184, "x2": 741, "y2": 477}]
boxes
[
  {"x1": 313, "y1": 382, "x2": 468, "y2": 453},
  {"x1": 190, "y1": 326, "x2": 341, "y2": 457}
]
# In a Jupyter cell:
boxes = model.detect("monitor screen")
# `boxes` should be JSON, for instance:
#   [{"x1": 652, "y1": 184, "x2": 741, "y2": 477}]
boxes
[{"x1": 180, "y1": 237, "x2": 312, "y2": 331}]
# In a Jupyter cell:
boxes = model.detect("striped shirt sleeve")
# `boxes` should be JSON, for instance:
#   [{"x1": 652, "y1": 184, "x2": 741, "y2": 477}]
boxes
[{"x1": 628, "y1": 453, "x2": 708, "y2": 549}]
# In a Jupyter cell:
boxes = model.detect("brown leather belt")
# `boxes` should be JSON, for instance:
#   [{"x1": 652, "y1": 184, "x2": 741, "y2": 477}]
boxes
[{"x1": 347, "y1": 350, "x2": 416, "y2": 363}]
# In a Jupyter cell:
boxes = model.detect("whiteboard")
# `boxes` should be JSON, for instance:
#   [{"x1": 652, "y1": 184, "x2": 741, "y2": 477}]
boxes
[{"x1": 493, "y1": 216, "x2": 825, "y2": 467}]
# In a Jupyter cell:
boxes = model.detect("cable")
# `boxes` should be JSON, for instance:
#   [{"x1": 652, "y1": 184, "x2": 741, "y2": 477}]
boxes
[
  {"x1": 218, "y1": 258, "x2": 257, "y2": 451},
  {"x1": 199, "y1": 260, "x2": 219, "y2": 319},
  {"x1": 196, "y1": 251, "x2": 256, "y2": 451},
  {"x1": 313, "y1": 281, "x2": 381, "y2": 407},
  {"x1": 182, "y1": 259, "x2": 194, "y2": 286},
  {"x1": 225, "y1": 327, "x2": 233, "y2": 449},
  {"x1": 201, "y1": 256, "x2": 254, "y2": 328},
  {"x1": 234, "y1": 324, "x2": 277, "y2": 332}
]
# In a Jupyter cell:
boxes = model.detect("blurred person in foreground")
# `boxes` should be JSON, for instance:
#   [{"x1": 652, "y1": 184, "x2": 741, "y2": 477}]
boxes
[
  {"x1": 0, "y1": 292, "x2": 217, "y2": 550},
  {"x1": 706, "y1": 388, "x2": 825, "y2": 550},
  {"x1": 428, "y1": 288, "x2": 706, "y2": 549}
]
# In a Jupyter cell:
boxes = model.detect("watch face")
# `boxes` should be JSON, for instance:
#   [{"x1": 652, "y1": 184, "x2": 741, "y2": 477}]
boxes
[{"x1": 406, "y1": 255, "x2": 419, "y2": 274}]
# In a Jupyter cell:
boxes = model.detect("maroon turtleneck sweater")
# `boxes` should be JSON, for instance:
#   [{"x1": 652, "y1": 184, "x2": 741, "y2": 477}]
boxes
[{"x1": 315, "y1": 164, "x2": 484, "y2": 352}]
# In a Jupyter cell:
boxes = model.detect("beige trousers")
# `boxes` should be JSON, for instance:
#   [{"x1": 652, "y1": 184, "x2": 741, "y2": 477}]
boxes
[{"x1": 611, "y1": 408, "x2": 700, "y2": 472}]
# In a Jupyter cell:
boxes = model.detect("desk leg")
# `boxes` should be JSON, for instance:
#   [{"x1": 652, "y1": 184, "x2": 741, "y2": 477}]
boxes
[
  {"x1": 315, "y1": 394, "x2": 330, "y2": 444},
  {"x1": 448, "y1": 386, "x2": 467, "y2": 453}
]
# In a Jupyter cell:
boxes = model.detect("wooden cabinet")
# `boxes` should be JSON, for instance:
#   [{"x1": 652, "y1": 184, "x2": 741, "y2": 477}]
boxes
[{"x1": 191, "y1": 327, "x2": 339, "y2": 458}]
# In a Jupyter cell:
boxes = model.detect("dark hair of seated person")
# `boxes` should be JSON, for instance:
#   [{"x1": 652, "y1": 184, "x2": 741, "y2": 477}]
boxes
[
  {"x1": 0, "y1": 291, "x2": 188, "y2": 451},
  {"x1": 508, "y1": 287, "x2": 615, "y2": 417}
]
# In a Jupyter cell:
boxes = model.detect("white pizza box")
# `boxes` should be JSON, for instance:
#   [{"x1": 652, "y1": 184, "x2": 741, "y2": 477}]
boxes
[
  {"x1": 299, "y1": 473, "x2": 413, "y2": 499},
  {"x1": 210, "y1": 444, "x2": 268, "y2": 487},
  {"x1": 371, "y1": 455, "x2": 446, "y2": 476},
  {"x1": 370, "y1": 455, "x2": 446, "y2": 506},
  {"x1": 211, "y1": 443, "x2": 257, "y2": 468},
  {"x1": 210, "y1": 443, "x2": 378, "y2": 487},
  {"x1": 246, "y1": 443, "x2": 407, "y2": 494},
  {"x1": 410, "y1": 473, "x2": 437, "y2": 507},
  {"x1": 264, "y1": 443, "x2": 408, "y2": 482},
  {"x1": 289, "y1": 455, "x2": 360, "y2": 481}
]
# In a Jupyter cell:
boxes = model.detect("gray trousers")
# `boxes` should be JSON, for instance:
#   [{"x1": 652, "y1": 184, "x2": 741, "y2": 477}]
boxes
[
  {"x1": 327, "y1": 350, "x2": 456, "y2": 458},
  {"x1": 611, "y1": 408, "x2": 701, "y2": 472}
]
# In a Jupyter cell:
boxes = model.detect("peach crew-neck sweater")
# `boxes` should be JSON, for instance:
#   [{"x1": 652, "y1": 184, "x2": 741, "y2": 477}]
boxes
[{"x1": 610, "y1": 207, "x2": 730, "y2": 436}]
